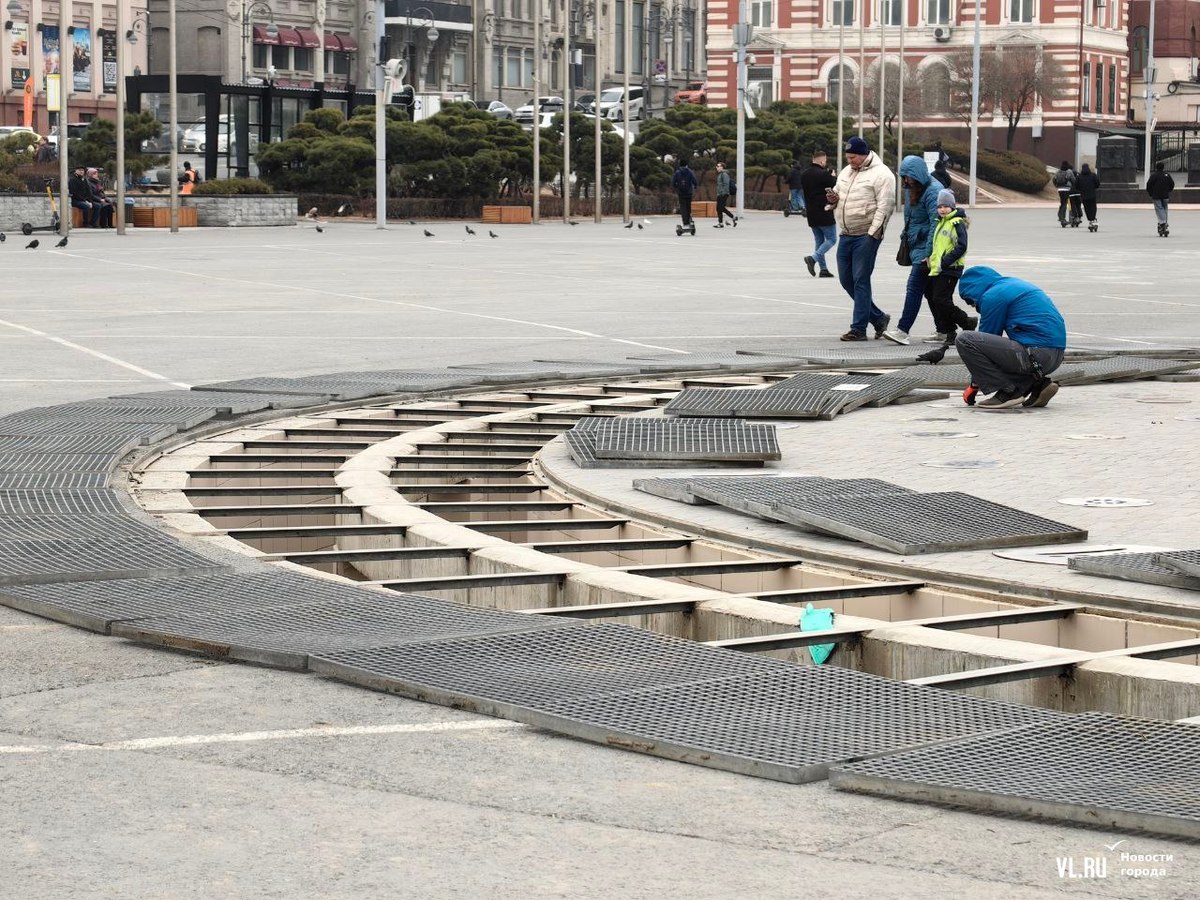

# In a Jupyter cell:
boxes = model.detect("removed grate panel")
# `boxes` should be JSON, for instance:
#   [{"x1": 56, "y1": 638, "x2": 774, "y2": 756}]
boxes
[
  {"x1": 540, "y1": 666, "x2": 1059, "y2": 784},
  {"x1": 830, "y1": 712, "x2": 1200, "y2": 840},
  {"x1": 590, "y1": 420, "x2": 781, "y2": 462},
  {"x1": 109, "y1": 390, "x2": 327, "y2": 412},
  {"x1": 689, "y1": 477, "x2": 914, "y2": 516},
  {"x1": 1068, "y1": 552, "x2": 1200, "y2": 591},
  {"x1": 311, "y1": 622, "x2": 793, "y2": 711},
  {"x1": 113, "y1": 592, "x2": 580, "y2": 669},
  {"x1": 799, "y1": 347, "x2": 959, "y2": 368},
  {"x1": 769, "y1": 372, "x2": 878, "y2": 391},
  {"x1": 665, "y1": 387, "x2": 835, "y2": 419},
  {"x1": 1054, "y1": 357, "x2": 1144, "y2": 386},
  {"x1": 772, "y1": 491, "x2": 1087, "y2": 554},
  {"x1": 1154, "y1": 550, "x2": 1200, "y2": 579},
  {"x1": 0, "y1": 569, "x2": 403, "y2": 633}
]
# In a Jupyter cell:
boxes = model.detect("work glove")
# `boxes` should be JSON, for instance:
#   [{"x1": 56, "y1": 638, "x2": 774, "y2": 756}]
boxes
[{"x1": 962, "y1": 385, "x2": 979, "y2": 406}]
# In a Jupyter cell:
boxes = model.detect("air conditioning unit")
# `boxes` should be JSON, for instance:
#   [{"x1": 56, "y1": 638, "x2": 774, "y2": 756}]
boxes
[{"x1": 933, "y1": 25, "x2": 952, "y2": 42}]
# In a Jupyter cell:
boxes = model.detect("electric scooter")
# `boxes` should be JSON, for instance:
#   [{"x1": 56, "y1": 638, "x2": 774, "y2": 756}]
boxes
[{"x1": 20, "y1": 178, "x2": 62, "y2": 235}]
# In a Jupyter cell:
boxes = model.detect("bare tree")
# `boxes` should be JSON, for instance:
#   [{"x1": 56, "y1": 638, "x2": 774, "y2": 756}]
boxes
[
  {"x1": 863, "y1": 61, "x2": 925, "y2": 135},
  {"x1": 948, "y1": 45, "x2": 1066, "y2": 150}
]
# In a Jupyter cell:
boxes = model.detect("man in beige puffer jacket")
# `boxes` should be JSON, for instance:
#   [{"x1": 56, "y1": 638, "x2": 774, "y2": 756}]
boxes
[{"x1": 827, "y1": 136, "x2": 896, "y2": 341}]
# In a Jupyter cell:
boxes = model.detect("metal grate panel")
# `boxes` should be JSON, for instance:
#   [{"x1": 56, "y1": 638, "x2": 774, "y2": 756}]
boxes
[
  {"x1": 590, "y1": 420, "x2": 780, "y2": 461},
  {"x1": 0, "y1": 421, "x2": 177, "y2": 441},
  {"x1": 2, "y1": 405, "x2": 218, "y2": 428},
  {"x1": 191, "y1": 377, "x2": 390, "y2": 400},
  {"x1": 690, "y1": 477, "x2": 912, "y2": 513},
  {"x1": 1154, "y1": 549, "x2": 1200, "y2": 579},
  {"x1": 113, "y1": 593, "x2": 579, "y2": 668},
  {"x1": 0, "y1": 489, "x2": 126, "y2": 515},
  {"x1": 799, "y1": 347, "x2": 959, "y2": 368},
  {"x1": 1068, "y1": 552, "x2": 1200, "y2": 590},
  {"x1": 1054, "y1": 357, "x2": 1144, "y2": 386},
  {"x1": 108, "y1": 390, "x2": 326, "y2": 412},
  {"x1": 772, "y1": 491, "x2": 1087, "y2": 554},
  {"x1": 0, "y1": 472, "x2": 110, "y2": 489},
  {"x1": 0, "y1": 513, "x2": 153, "y2": 542},
  {"x1": 665, "y1": 387, "x2": 834, "y2": 419},
  {"x1": 311, "y1": 622, "x2": 794, "y2": 709},
  {"x1": 830, "y1": 712, "x2": 1200, "y2": 839},
  {"x1": 0, "y1": 569, "x2": 401, "y2": 632},
  {"x1": 539, "y1": 666, "x2": 1058, "y2": 784},
  {"x1": 0, "y1": 452, "x2": 120, "y2": 472},
  {"x1": 0, "y1": 533, "x2": 226, "y2": 586},
  {"x1": 0, "y1": 434, "x2": 143, "y2": 455},
  {"x1": 769, "y1": 372, "x2": 877, "y2": 391}
]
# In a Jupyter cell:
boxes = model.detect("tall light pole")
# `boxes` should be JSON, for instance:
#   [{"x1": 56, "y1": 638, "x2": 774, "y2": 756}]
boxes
[
  {"x1": 836, "y1": 0, "x2": 846, "y2": 170},
  {"x1": 621, "y1": 0, "x2": 630, "y2": 223},
  {"x1": 57, "y1": 0, "x2": 69, "y2": 235},
  {"x1": 564, "y1": 13, "x2": 572, "y2": 224},
  {"x1": 857, "y1": 0, "x2": 865, "y2": 136},
  {"x1": 1143, "y1": 0, "x2": 1157, "y2": 184},
  {"x1": 373, "y1": 1, "x2": 385, "y2": 228},
  {"x1": 896, "y1": 0, "x2": 905, "y2": 197},
  {"x1": 241, "y1": 1, "x2": 278, "y2": 83},
  {"x1": 968, "y1": 0, "x2": 981, "y2": 207},
  {"x1": 168, "y1": 0, "x2": 179, "y2": 232},
  {"x1": 533, "y1": 0, "x2": 542, "y2": 223},
  {"x1": 877, "y1": 0, "x2": 886, "y2": 157},
  {"x1": 734, "y1": 3, "x2": 750, "y2": 218},
  {"x1": 593, "y1": 0, "x2": 602, "y2": 224},
  {"x1": 117, "y1": 13, "x2": 150, "y2": 235}
]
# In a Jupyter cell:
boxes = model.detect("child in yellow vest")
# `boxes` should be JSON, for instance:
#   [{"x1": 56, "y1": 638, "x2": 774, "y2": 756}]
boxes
[{"x1": 922, "y1": 189, "x2": 977, "y2": 345}]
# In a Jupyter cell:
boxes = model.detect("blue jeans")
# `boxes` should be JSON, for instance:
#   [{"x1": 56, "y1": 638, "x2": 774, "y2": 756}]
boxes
[
  {"x1": 897, "y1": 262, "x2": 929, "y2": 333},
  {"x1": 1154, "y1": 198, "x2": 1169, "y2": 224},
  {"x1": 810, "y1": 224, "x2": 836, "y2": 272},
  {"x1": 790, "y1": 189, "x2": 805, "y2": 211},
  {"x1": 836, "y1": 233, "x2": 887, "y2": 334}
]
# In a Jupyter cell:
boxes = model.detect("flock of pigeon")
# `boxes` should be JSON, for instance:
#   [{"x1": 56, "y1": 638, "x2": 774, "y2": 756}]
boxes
[{"x1": 0, "y1": 232, "x2": 67, "y2": 250}]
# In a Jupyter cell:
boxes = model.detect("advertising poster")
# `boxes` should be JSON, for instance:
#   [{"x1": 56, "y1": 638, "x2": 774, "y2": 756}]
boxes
[
  {"x1": 72, "y1": 27, "x2": 92, "y2": 92},
  {"x1": 102, "y1": 28, "x2": 117, "y2": 93},
  {"x1": 41, "y1": 24, "x2": 60, "y2": 89},
  {"x1": 9, "y1": 22, "x2": 29, "y2": 90}
]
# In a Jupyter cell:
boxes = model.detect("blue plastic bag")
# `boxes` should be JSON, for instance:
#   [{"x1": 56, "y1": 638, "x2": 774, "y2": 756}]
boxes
[{"x1": 799, "y1": 602, "x2": 836, "y2": 665}]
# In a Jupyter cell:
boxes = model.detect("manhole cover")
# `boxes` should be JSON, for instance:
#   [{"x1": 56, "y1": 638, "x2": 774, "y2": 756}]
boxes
[
  {"x1": 1057, "y1": 497, "x2": 1154, "y2": 508},
  {"x1": 921, "y1": 460, "x2": 1004, "y2": 469},
  {"x1": 904, "y1": 431, "x2": 978, "y2": 439},
  {"x1": 1064, "y1": 434, "x2": 1127, "y2": 441},
  {"x1": 994, "y1": 544, "x2": 1171, "y2": 565},
  {"x1": 1135, "y1": 397, "x2": 1192, "y2": 405}
]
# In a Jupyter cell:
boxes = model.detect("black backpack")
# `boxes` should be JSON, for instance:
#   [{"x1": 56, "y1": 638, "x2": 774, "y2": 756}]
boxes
[
  {"x1": 728, "y1": 179, "x2": 737, "y2": 197},
  {"x1": 1053, "y1": 169, "x2": 1071, "y2": 189}
]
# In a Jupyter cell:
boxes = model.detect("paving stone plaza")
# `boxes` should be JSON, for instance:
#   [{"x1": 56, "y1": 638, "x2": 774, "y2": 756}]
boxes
[{"x1": 1, "y1": 206, "x2": 1198, "y2": 898}]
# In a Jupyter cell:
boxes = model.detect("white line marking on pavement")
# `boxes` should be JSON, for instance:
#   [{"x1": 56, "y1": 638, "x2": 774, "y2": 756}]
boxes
[
  {"x1": 0, "y1": 379, "x2": 144, "y2": 383},
  {"x1": 1099, "y1": 295, "x2": 1196, "y2": 308},
  {"x1": 0, "y1": 719, "x2": 522, "y2": 755},
  {"x1": 0, "y1": 318, "x2": 191, "y2": 388},
  {"x1": 1066, "y1": 331, "x2": 1156, "y2": 345}
]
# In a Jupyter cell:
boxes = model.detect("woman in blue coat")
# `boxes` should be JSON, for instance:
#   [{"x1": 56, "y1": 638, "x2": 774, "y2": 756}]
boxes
[{"x1": 882, "y1": 155, "x2": 942, "y2": 345}]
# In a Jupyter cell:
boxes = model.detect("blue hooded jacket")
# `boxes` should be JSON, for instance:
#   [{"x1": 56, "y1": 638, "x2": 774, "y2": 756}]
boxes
[
  {"x1": 958, "y1": 266, "x2": 1067, "y2": 349},
  {"x1": 899, "y1": 155, "x2": 941, "y2": 264}
]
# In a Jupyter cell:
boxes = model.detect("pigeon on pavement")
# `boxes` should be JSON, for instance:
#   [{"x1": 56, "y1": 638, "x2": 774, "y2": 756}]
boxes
[
  {"x1": 623, "y1": 221, "x2": 633, "y2": 229},
  {"x1": 55, "y1": 236, "x2": 68, "y2": 247},
  {"x1": 489, "y1": 230, "x2": 498, "y2": 238},
  {"x1": 636, "y1": 223, "x2": 643, "y2": 230},
  {"x1": 0, "y1": 232, "x2": 6, "y2": 242},
  {"x1": 315, "y1": 225, "x2": 324, "y2": 233},
  {"x1": 305, "y1": 207, "x2": 319, "y2": 219},
  {"x1": 568, "y1": 220, "x2": 578, "y2": 226},
  {"x1": 423, "y1": 229, "x2": 434, "y2": 237},
  {"x1": 25, "y1": 239, "x2": 38, "y2": 249},
  {"x1": 409, "y1": 220, "x2": 418, "y2": 226},
  {"x1": 465, "y1": 225, "x2": 476, "y2": 235}
]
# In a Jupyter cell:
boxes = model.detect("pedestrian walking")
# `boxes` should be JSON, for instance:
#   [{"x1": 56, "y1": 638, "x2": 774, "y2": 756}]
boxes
[
  {"x1": 1053, "y1": 161, "x2": 1076, "y2": 227},
  {"x1": 714, "y1": 162, "x2": 738, "y2": 228},
  {"x1": 1147, "y1": 162, "x2": 1175, "y2": 237},
  {"x1": 1075, "y1": 163, "x2": 1101, "y2": 232},
  {"x1": 932, "y1": 158, "x2": 952, "y2": 189},
  {"x1": 956, "y1": 266, "x2": 1066, "y2": 410},
  {"x1": 786, "y1": 159, "x2": 806, "y2": 215},
  {"x1": 828, "y1": 136, "x2": 896, "y2": 342},
  {"x1": 672, "y1": 158, "x2": 699, "y2": 231},
  {"x1": 881, "y1": 155, "x2": 941, "y2": 345},
  {"x1": 799, "y1": 149, "x2": 836, "y2": 277}
]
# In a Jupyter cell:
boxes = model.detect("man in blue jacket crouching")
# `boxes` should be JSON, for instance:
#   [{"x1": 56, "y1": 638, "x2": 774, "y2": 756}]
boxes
[{"x1": 955, "y1": 266, "x2": 1066, "y2": 410}]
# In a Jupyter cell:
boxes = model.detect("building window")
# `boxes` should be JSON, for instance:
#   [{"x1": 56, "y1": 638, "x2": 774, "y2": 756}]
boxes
[
  {"x1": 453, "y1": 47, "x2": 467, "y2": 84},
  {"x1": 921, "y1": 63, "x2": 951, "y2": 114},
  {"x1": 1131, "y1": 26, "x2": 1148, "y2": 75},
  {"x1": 293, "y1": 48, "x2": 312, "y2": 72},
  {"x1": 1094, "y1": 62, "x2": 1103, "y2": 113},
  {"x1": 494, "y1": 47, "x2": 504, "y2": 86},
  {"x1": 523, "y1": 48, "x2": 534, "y2": 87},
  {"x1": 881, "y1": 0, "x2": 901, "y2": 25},
  {"x1": 926, "y1": 0, "x2": 950, "y2": 25},
  {"x1": 828, "y1": 63, "x2": 854, "y2": 104},
  {"x1": 751, "y1": 0, "x2": 773, "y2": 27},
  {"x1": 253, "y1": 44, "x2": 269, "y2": 69},
  {"x1": 330, "y1": 52, "x2": 350, "y2": 76},
  {"x1": 1081, "y1": 61, "x2": 1090, "y2": 110},
  {"x1": 271, "y1": 46, "x2": 290, "y2": 69},
  {"x1": 1009, "y1": 0, "x2": 1033, "y2": 24},
  {"x1": 682, "y1": 9, "x2": 694, "y2": 75},
  {"x1": 1108, "y1": 63, "x2": 1116, "y2": 114},
  {"x1": 633, "y1": 2, "x2": 645, "y2": 74},
  {"x1": 507, "y1": 48, "x2": 521, "y2": 86},
  {"x1": 832, "y1": 0, "x2": 854, "y2": 26}
]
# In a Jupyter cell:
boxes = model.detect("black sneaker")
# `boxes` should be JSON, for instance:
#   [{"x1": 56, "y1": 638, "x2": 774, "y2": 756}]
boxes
[
  {"x1": 804, "y1": 256, "x2": 817, "y2": 277},
  {"x1": 818, "y1": 270, "x2": 835, "y2": 278},
  {"x1": 873, "y1": 314, "x2": 891, "y2": 339},
  {"x1": 963, "y1": 315, "x2": 978, "y2": 331},
  {"x1": 840, "y1": 330, "x2": 867, "y2": 342},
  {"x1": 1023, "y1": 379, "x2": 1060, "y2": 408}
]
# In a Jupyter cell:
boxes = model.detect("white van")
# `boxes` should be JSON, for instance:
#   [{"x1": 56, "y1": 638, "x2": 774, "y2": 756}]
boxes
[{"x1": 597, "y1": 86, "x2": 645, "y2": 121}]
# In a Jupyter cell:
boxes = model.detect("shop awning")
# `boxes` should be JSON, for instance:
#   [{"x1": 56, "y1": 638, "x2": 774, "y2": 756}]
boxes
[
  {"x1": 276, "y1": 27, "x2": 302, "y2": 48},
  {"x1": 323, "y1": 32, "x2": 343, "y2": 51},
  {"x1": 252, "y1": 25, "x2": 278, "y2": 45},
  {"x1": 295, "y1": 28, "x2": 321, "y2": 49},
  {"x1": 335, "y1": 33, "x2": 358, "y2": 52}
]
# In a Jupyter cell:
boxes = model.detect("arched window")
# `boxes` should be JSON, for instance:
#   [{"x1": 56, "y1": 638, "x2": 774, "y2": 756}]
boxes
[
  {"x1": 828, "y1": 64, "x2": 855, "y2": 105},
  {"x1": 1131, "y1": 26, "x2": 1149, "y2": 75},
  {"x1": 921, "y1": 63, "x2": 951, "y2": 115}
]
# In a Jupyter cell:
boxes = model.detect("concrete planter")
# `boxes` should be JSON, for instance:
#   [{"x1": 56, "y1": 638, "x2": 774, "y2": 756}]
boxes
[{"x1": 0, "y1": 192, "x2": 298, "y2": 230}]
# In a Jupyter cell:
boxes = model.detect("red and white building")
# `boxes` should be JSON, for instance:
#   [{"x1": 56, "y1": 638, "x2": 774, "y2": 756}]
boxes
[{"x1": 704, "y1": 0, "x2": 1130, "y2": 165}]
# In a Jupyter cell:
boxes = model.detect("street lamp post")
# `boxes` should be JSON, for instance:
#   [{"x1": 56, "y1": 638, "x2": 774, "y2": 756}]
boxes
[
  {"x1": 405, "y1": 7, "x2": 438, "y2": 91},
  {"x1": 115, "y1": 11, "x2": 149, "y2": 235},
  {"x1": 241, "y1": 0, "x2": 278, "y2": 84}
]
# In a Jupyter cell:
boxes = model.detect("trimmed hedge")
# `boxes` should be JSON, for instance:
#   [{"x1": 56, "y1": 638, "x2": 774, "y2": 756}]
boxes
[
  {"x1": 927, "y1": 138, "x2": 1049, "y2": 193},
  {"x1": 193, "y1": 177, "x2": 272, "y2": 196}
]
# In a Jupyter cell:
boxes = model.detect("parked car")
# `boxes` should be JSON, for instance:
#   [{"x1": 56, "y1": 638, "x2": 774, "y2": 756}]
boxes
[
  {"x1": 574, "y1": 93, "x2": 595, "y2": 114},
  {"x1": 514, "y1": 96, "x2": 564, "y2": 124},
  {"x1": 521, "y1": 111, "x2": 561, "y2": 131},
  {"x1": 0, "y1": 125, "x2": 41, "y2": 147},
  {"x1": 674, "y1": 81, "x2": 708, "y2": 105},
  {"x1": 181, "y1": 115, "x2": 231, "y2": 153},
  {"x1": 596, "y1": 86, "x2": 645, "y2": 121},
  {"x1": 480, "y1": 99, "x2": 514, "y2": 120}
]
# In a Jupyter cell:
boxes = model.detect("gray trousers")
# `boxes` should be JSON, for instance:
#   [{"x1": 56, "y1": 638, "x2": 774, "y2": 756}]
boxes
[{"x1": 956, "y1": 332, "x2": 1065, "y2": 395}]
